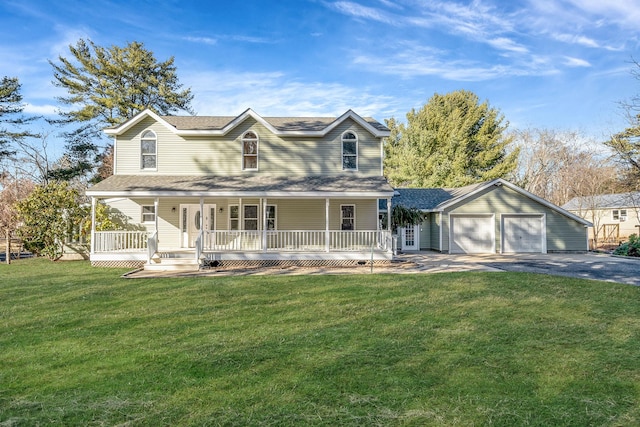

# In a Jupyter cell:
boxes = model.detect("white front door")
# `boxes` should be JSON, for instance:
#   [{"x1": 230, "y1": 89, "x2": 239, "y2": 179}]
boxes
[
  {"x1": 401, "y1": 225, "x2": 420, "y2": 250},
  {"x1": 181, "y1": 204, "x2": 215, "y2": 247}
]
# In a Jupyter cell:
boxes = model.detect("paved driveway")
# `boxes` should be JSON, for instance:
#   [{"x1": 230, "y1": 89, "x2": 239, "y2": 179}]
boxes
[{"x1": 402, "y1": 253, "x2": 640, "y2": 286}]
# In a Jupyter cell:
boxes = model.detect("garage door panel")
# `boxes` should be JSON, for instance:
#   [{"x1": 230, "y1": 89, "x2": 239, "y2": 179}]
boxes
[
  {"x1": 450, "y1": 215, "x2": 494, "y2": 254},
  {"x1": 503, "y1": 215, "x2": 543, "y2": 253}
]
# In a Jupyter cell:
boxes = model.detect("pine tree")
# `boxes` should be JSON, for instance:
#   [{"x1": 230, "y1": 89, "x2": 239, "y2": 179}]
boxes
[
  {"x1": 384, "y1": 90, "x2": 519, "y2": 188},
  {"x1": 49, "y1": 39, "x2": 194, "y2": 182}
]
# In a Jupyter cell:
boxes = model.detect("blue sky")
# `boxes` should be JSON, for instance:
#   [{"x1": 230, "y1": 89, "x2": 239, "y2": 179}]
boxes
[{"x1": 1, "y1": 0, "x2": 639, "y2": 143}]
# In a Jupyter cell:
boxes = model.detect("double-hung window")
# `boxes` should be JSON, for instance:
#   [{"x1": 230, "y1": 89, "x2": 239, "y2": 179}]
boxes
[
  {"x1": 141, "y1": 130, "x2": 157, "y2": 170},
  {"x1": 244, "y1": 205, "x2": 258, "y2": 230},
  {"x1": 342, "y1": 131, "x2": 357, "y2": 170},
  {"x1": 341, "y1": 205, "x2": 355, "y2": 230},
  {"x1": 242, "y1": 131, "x2": 258, "y2": 170},
  {"x1": 613, "y1": 209, "x2": 627, "y2": 221},
  {"x1": 142, "y1": 205, "x2": 156, "y2": 223}
]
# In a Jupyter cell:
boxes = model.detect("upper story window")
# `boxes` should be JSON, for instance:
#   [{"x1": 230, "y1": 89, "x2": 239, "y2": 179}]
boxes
[
  {"x1": 242, "y1": 131, "x2": 258, "y2": 170},
  {"x1": 342, "y1": 131, "x2": 358, "y2": 170},
  {"x1": 141, "y1": 130, "x2": 157, "y2": 170}
]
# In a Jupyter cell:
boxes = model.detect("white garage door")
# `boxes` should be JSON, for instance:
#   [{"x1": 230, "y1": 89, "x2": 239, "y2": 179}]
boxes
[
  {"x1": 450, "y1": 215, "x2": 495, "y2": 254},
  {"x1": 502, "y1": 215, "x2": 544, "y2": 253}
]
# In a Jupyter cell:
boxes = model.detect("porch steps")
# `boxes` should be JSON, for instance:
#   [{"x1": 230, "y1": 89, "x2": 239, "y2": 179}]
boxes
[{"x1": 144, "y1": 252, "x2": 200, "y2": 272}]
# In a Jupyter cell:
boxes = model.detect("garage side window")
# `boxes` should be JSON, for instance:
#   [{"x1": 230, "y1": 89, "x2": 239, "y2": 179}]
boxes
[{"x1": 141, "y1": 130, "x2": 157, "y2": 170}]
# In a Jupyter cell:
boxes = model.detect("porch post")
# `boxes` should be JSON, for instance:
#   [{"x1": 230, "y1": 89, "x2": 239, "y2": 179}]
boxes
[
  {"x1": 387, "y1": 197, "x2": 395, "y2": 254},
  {"x1": 154, "y1": 198, "x2": 159, "y2": 235},
  {"x1": 90, "y1": 197, "x2": 96, "y2": 255},
  {"x1": 325, "y1": 198, "x2": 330, "y2": 252},
  {"x1": 262, "y1": 198, "x2": 268, "y2": 252},
  {"x1": 387, "y1": 197, "x2": 392, "y2": 233}
]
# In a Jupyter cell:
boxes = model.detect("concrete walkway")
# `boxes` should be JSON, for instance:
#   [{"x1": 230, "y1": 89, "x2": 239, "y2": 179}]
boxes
[{"x1": 124, "y1": 252, "x2": 502, "y2": 278}]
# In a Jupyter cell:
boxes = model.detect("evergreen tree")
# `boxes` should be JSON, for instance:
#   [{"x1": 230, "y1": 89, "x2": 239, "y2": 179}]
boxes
[
  {"x1": 0, "y1": 76, "x2": 35, "y2": 162},
  {"x1": 384, "y1": 90, "x2": 518, "y2": 188},
  {"x1": 49, "y1": 39, "x2": 194, "y2": 182}
]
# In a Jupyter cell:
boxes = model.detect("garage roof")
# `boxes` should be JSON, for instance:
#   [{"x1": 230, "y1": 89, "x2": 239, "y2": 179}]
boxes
[{"x1": 382, "y1": 178, "x2": 592, "y2": 227}]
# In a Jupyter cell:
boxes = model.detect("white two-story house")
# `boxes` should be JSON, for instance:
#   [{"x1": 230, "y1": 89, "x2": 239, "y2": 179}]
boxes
[{"x1": 86, "y1": 108, "x2": 395, "y2": 270}]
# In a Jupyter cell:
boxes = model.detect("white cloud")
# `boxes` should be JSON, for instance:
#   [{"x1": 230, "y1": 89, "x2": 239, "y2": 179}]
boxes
[
  {"x1": 329, "y1": 1, "x2": 397, "y2": 25},
  {"x1": 183, "y1": 70, "x2": 398, "y2": 118},
  {"x1": 23, "y1": 103, "x2": 58, "y2": 115},
  {"x1": 563, "y1": 57, "x2": 591, "y2": 67},
  {"x1": 184, "y1": 36, "x2": 217, "y2": 45},
  {"x1": 488, "y1": 37, "x2": 529, "y2": 54}
]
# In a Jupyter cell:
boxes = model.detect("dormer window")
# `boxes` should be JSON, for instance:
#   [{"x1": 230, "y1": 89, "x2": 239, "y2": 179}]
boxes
[
  {"x1": 242, "y1": 131, "x2": 258, "y2": 170},
  {"x1": 141, "y1": 130, "x2": 157, "y2": 170},
  {"x1": 342, "y1": 131, "x2": 357, "y2": 170}
]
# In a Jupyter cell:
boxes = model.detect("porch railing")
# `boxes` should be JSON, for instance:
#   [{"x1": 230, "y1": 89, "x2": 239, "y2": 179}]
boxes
[
  {"x1": 204, "y1": 230, "x2": 391, "y2": 252},
  {"x1": 92, "y1": 230, "x2": 392, "y2": 253},
  {"x1": 93, "y1": 231, "x2": 149, "y2": 253}
]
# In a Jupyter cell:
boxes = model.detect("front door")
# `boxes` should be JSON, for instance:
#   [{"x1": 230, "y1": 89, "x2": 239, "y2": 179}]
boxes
[
  {"x1": 401, "y1": 225, "x2": 420, "y2": 251},
  {"x1": 181, "y1": 204, "x2": 215, "y2": 247}
]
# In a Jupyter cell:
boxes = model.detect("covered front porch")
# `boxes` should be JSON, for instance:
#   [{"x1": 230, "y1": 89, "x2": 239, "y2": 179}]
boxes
[{"x1": 86, "y1": 175, "x2": 395, "y2": 270}]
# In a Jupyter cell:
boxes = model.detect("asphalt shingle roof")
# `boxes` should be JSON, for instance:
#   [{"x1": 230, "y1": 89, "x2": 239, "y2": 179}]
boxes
[
  {"x1": 160, "y1": 115, "x2": 388, "y2": 132},
  {"x1": 562, "y1": 192, "x2": 640, "y2": 210},
  {"x1": 379, "y1": 182, "x2": 489, "y2": 211},
  {"x1": 87, "y1": 175, "x2": 394, "y2": 196}
]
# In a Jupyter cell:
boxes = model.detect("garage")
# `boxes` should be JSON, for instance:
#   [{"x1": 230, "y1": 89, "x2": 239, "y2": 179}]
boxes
[
  {"x1": 502, "y1": 215, "x2": 545, "y2": 253},
  {"x1": 450, "y1": 214, "x2": 495, "y2": 254}
]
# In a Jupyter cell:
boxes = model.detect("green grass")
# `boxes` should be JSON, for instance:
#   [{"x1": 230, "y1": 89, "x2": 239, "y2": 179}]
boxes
[{"x1": 1, "y1": 258, "x2": 639, "y2": 426}]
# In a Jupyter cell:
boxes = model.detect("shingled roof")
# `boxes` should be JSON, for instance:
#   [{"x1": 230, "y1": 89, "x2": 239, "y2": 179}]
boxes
[
  {"x1": 86, "y1": 175, "x2": 394, "y2": 197},
  {"x1": 562, "y1": 191, "x2": 640, "y2": 210},
  {"x1": 105, "y1": 108, "x2": 390, "y2": 137}
]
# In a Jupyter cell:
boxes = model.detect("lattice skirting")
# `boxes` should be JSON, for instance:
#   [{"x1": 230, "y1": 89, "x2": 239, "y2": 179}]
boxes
[
  {"x1": 201, "y1": 258, "x2": 391, "y2": 269},
  {"x1": 91, "y1": 260, "x2": 146, "y2": 269}
]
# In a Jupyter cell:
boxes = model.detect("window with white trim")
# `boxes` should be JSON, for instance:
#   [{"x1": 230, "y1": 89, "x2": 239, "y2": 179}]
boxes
[
  {"x1": 141, "y1": 130, "x2": 157, "y2": 170},
  {"x1": 242, "y1": 131, "x2": 258, "y2": 170},
  {"x1": 613, "y1": 209, "x2": 627, "y2": 221},
  {"x1": 244, "y1": 205, "x2": 258, "y2": 230},
  {"x1": 341, "y1": 205, "x2": 355, "y2": 230},
  {"x1": 229, "y1": 205, "x2": 239, "y2": 230},
  {"x1": 266, "y1": 205, "x2": 277, "y2": 230},
  {"x1": 141, "y1": 205, "x2": 156, "y2": 223},
  {"x1": 342, "y1": 131, "x2": 357, "y2": 170}
]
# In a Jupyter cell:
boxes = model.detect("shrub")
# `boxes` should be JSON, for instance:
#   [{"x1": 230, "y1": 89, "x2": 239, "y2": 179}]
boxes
[{"x1": 614, "y1": 234, "x2": 640, "y2": 257}]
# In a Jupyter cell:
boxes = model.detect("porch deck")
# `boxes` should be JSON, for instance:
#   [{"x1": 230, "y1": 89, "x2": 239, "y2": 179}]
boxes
[{"x1": 90, "y1": 230, "x2": 394, "y2": 269}]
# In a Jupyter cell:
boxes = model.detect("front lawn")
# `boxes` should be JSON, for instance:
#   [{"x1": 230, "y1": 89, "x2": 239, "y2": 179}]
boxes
[{"x1": 1, "y1": 258, "x2": 639, "y2": 426}]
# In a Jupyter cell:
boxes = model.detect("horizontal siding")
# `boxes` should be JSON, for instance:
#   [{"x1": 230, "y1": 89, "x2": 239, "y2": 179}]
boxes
[
  {"x1": 103, "y1": 197, "x2": 381, "y2": 249},
  {"x1": 114, "y1": 117, "x2": 383, "y2": 177},
  {"x1": 441, "y1": 186, "x2": 588, "y2": 252}
]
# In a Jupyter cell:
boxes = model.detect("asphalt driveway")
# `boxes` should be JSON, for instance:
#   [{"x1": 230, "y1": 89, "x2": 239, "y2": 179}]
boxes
[{"x1": 415, "y1": 253, "x2": 640, "y2": 286}]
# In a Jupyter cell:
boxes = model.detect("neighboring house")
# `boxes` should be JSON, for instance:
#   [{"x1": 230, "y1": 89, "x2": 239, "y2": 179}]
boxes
[
  {"x1": 562, "y1": 192, "x2": 640, "y2": 245},
  {"x1": 86, "y1": 109, "x2": 395, "y2": 270},
  {"x1": 381, "y1": 179, "x2": 592, "y2": 253}
]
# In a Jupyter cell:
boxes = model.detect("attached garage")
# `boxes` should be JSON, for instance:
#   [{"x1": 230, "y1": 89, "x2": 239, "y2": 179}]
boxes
[
  {"x1": 450, "y1": 214, "x2": 495, "y2": 254},
  {"x1": 502, "y1": 214, "x2": 545, "y2": 253},
  {"x1": 387, "y1": 179, "x2": 592, "y2": 254}
]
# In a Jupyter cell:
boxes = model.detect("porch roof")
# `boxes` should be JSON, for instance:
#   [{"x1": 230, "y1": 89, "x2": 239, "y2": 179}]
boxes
[{"x1": 86, "y1": 175, "x2": 395, "y2": 198}]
